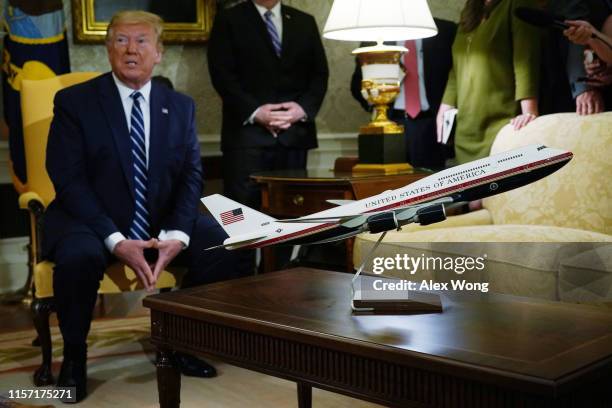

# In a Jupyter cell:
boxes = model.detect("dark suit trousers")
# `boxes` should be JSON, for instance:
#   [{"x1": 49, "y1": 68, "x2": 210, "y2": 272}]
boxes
[
  {"x1": 389, "y1": 109, "x2": 450, "y2": 170},
  {"x1": 51, "y1": 214, "x2": 240, "y2": 349},
  {"x1": 223, "y1": 143, "x2": 307, "y2": 208},
  {"x1": 223, "y1": 143, "x2": 307, "y2": 271}
]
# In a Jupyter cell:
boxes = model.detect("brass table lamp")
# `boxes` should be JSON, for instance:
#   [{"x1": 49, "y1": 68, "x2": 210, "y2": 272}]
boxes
[
  {"x1": 353, "y1": 43, "x2": 409, "y2": 174},
  {"x1": 323, "y1": 0, "x2": 438, "y2": 174}
]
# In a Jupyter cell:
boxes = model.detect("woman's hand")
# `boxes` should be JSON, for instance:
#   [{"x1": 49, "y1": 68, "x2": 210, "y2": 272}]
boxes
[
  {"x1": 510, "y1": 112, "x2": 537, "y2": 130},
  {"x1": 436, "y1": 103, "x2": 455, "y2": 142},
  {"x1": 564, "y1": 20, "x2": 596, "y2": 45},
  {"x1": 512, "y1": 98, "x2": 538, "y2": 130}
]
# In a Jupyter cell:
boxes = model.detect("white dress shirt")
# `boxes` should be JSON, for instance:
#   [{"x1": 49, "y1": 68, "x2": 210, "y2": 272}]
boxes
[
  {"x1": 253, "y1": 0, "x2": 283, "y2": 40},
  {"x1": 394, "y1": 39, "x2": 430, "y2": 113},
  {"x1": 246, "y1": 1, "x2": 284, "y2": 125},
  {"x1": 105, "y1": 74, "x2": 190, "y2": 253}
]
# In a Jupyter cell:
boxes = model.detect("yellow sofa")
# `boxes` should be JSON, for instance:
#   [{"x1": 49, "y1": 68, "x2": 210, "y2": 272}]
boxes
[{"x1": 354, "y1": 112, "x2": 612, "y2": 303}]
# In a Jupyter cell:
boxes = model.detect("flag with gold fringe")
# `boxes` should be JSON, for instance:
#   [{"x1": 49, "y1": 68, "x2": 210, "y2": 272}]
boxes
[{"x1": 2, "y1": 0, "x2": 70, "y2": 192}]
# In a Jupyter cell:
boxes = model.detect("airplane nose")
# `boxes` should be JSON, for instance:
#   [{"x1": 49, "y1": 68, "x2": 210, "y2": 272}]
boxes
[
  {"x1": 561, "y1": 150, "x2": 573, "y2": 161},
  {"x1": 548, "y1": 147, "x2": 573, "y2": 161}
]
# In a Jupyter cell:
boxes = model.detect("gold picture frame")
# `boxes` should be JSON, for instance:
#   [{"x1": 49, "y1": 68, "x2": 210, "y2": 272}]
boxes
[{"x1": 71, "y1": 0, "x2": 215, "y2": 44}]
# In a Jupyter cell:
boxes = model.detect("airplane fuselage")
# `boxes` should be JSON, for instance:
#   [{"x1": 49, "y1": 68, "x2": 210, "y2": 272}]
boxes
[{"x1": 223, "y1": 144, "x2": 572, "y2": 249}]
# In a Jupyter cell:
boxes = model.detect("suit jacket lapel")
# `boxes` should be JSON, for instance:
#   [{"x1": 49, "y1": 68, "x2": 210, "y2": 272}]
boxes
[
  {"x1": 246, "y1": 0, "x2": 280, "y2": 59},
  {"x1": 148, "y1": 82, "x2": 169, "y2": 208},
  {"x1": 422, "y1": 37, "x2": 433, "y2": 100},
  {"x1": 98, "y1": 73, "x2": 135, "y2": 200},
  {"x1": 280, "y1": 5, "x2": 292, "y2": 61}
]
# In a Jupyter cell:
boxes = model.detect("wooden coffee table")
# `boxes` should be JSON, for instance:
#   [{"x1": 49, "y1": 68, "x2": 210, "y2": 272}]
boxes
[{"x1": 144, "y1": 268, "x2": 612, "y2": 407}]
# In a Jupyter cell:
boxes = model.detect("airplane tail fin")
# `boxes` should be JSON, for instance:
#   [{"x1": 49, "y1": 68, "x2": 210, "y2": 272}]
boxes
[{"x1": 201, "y1": 194, "x2": 276, "y2": 238}]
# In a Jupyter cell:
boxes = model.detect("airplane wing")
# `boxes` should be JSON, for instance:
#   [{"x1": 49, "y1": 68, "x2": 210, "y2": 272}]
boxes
[
  {"x1": 278, "y1": 197, "x2": 456, "y2": 226},
  {"x1": 204, "y1": 235, "x2": 267, "y2": 251},
  {"x1": 278, "y1": 215, "x2": 359, "y2": 223},
  {"x1": 276, "y1": 214, "x2": 369, "y2": 229}
]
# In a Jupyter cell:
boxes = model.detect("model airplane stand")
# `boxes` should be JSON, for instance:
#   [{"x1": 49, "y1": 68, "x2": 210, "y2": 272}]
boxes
[{"x1": 350, "y1": 231, "x2": 443, "y2": 314}]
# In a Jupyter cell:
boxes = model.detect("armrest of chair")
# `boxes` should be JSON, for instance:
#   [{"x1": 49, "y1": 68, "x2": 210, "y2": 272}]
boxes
[
  {"x1": 19, "y1": 191, "x2": 47, "y2": 267},
  {"x1": 19, "y1": 191, "x2": 46, "y2": 214}
]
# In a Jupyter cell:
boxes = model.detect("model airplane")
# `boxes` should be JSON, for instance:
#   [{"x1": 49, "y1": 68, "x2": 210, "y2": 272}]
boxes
[{"x1": 202, "y1": 144, "x2": 572, "y2": 251}]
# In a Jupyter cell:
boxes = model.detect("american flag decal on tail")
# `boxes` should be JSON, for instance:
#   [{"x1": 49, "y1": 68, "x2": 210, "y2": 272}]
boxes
[{"x1": 220, "y1": 208, "x2": 244, "y2": 225}]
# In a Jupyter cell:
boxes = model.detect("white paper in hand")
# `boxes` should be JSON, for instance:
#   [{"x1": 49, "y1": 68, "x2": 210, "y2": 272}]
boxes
[{"x1": 440, "y1": 108, "x2": 458, "y2": 144}]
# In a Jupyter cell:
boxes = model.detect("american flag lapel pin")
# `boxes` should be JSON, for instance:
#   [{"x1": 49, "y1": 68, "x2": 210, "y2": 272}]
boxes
[{"x1": 162, "y1": 108, "x2": 168, "y2": 114}]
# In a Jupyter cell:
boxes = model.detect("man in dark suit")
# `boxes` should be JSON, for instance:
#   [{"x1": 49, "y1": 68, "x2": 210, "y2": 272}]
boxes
[
  {"x1": 44, "y1": 11, "x2": 234, "y2": 402},
  {"x1": 207, "y1": 0, "x2": 329, "y2": 209},
  {"x1": 351, "y1": 19, "x2": 456, "y2": 170}
]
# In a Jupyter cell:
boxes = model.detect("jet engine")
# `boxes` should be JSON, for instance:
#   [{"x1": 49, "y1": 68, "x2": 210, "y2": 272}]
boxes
[
  {"x1": 366, "y1": 212, "x2": 398, "y2": 234},
  {"x1": 415, "y1": 204, "x2": 446, "y2": 226}
]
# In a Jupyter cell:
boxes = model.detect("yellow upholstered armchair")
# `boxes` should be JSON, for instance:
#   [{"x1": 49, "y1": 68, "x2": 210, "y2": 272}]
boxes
[
  {"x1": 354, "y1": 113, "x2": 612, "y2": 302},
  {"x1": 20, "y1": 73, "x2": 183, "y2": 386}
]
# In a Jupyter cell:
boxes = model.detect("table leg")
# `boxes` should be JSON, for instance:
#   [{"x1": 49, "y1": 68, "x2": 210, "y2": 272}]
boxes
[
  {"x1": 262, "y1": 247, "x2": 277, "y2": 273},
  {"x1": 157, "y1": 350, "x2": 181, "y2": 408},
  {"x1": 297, "y1": 382, "x2": 312, "y2": 408},
  {"x1": 346, "y1": 238, "x2": 355, "y2": 272}
]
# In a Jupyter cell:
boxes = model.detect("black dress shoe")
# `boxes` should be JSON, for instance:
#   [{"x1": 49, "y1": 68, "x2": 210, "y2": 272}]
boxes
[
  {"x1": 57, "y1": 358, "x2": 87, "y2": 403},
  {"x1": 175, "y1": 353, "x2": 217, "y2": 378}
]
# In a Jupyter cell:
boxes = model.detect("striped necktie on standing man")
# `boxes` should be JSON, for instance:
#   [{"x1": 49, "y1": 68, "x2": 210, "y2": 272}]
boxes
[
  {"x1": 264, "y1": 10, "x2": 282, "y2": 57},
  {"x1": 128, "y1": 91, "x2": 151, "y2": 241},
  {"x1": 403, "y1": 40, "x2": 421, "y2": 119}
]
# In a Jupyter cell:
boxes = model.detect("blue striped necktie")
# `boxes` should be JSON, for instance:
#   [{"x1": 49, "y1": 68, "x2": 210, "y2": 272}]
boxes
[
  {"x1": 264, "y1": 10, "x2": 281, "y2": 57},
  {"x1": 128, "y1": 91, "x2": 151, "y2": 241}
]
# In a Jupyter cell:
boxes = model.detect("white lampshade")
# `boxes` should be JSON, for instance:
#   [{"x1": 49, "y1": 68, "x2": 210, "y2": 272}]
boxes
[{"x1": 323, "y1": 0, "x2": 438, "y2": 41}]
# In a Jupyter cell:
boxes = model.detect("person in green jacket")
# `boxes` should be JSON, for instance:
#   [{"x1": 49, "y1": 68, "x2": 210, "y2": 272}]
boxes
[{"x1": 437, "y1": 0, "x2": 541, "y2": 164}]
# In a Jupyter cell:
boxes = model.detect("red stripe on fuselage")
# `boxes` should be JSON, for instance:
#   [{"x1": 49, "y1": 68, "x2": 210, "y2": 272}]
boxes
[
  {"x1": 241, "y1": 223, "x2": 338, "y2": 249},
  {"x1": 242, "y1": 152, "x2": 571, "y2": 249}
]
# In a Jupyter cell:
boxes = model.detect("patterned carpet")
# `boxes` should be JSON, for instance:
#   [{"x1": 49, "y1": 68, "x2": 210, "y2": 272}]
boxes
[
  {"x1": 0, "y1": 316, "x2": 379, "y2": 408},
  {"x1": 0, "y1": 317, "x2": 152, "y2": 376}
]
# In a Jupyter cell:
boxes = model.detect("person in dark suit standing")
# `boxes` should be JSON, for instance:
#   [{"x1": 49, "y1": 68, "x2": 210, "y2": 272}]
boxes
[
  {"x1": 207, "y1": 0, "x2": 329, "y2": 209},
  {"x1": 351, "y1": 19, "x2": 456, "y2": 170},
  {"x1": 44, "y1": 11, "x2": 236, "y2": 402}
]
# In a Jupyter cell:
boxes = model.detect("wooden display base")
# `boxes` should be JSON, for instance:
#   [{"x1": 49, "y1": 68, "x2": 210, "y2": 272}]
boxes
[
  {"x1": 352, "y1": 290, "x2": 442, "y2": 314},
  {"x1": 352, "y1": 163, "x2": 413, "y2": 175}
]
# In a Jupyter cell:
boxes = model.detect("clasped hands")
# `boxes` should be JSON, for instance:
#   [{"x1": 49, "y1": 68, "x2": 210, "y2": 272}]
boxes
[
  {"x1": 254, "y1": 101, "x2": 306, "y2": 137},
  {"x1": 113, "y1": 238, "x2": 183, "y2": 292}
]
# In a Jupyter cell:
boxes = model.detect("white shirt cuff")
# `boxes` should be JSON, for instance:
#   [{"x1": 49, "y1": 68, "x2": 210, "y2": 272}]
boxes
[
  {"x1": 244, "y1": 108, "x2": 259, "y2": 125},
  {"x1": 105, "y1": 232, "x2": 126, "y2": 253},
  {"x1": 159, "y1": 229, "x2": 190, "y2": 249}
]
